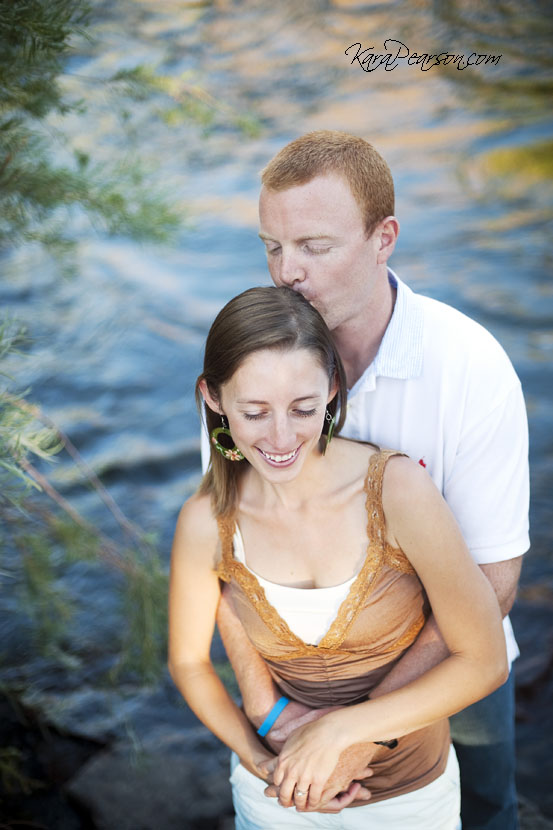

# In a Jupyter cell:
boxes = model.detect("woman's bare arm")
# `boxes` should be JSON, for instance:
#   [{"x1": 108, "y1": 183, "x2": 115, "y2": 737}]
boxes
[
  {"x1": 268, "y1": 456, "x2": 508, "y2": 808},
  {"x1": 168, "y1": 494, "x2": 275, "y2": 778}
]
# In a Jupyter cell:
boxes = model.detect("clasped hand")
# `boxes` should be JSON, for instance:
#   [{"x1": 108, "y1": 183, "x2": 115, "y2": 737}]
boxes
[{"x1": 257, "y1": 710, "x2": 375, "y2": 813}]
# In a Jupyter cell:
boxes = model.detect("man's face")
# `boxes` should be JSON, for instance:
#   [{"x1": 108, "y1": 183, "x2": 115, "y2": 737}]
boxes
[{"x1": 259, "y1": 173, "x2": 382, "y2": 333}]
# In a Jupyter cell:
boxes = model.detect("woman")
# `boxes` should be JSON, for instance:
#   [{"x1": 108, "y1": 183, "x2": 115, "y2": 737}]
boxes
[{"x1": 168, "y1": 286, "x2": 507, "y2": 829}]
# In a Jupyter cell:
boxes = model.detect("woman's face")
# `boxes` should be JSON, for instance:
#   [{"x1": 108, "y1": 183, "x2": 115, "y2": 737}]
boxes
[{"x1": 215, "y1": 347, "x2": 335, "y2": 482}]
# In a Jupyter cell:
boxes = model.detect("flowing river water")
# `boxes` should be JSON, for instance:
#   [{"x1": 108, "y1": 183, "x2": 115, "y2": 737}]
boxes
[{"x1": 2, "y1": 0, "x2": 552, "y2": 820}]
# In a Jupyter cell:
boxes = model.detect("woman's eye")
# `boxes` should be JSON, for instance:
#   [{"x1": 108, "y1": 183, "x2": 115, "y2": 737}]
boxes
[
  {"x1": 243, "y1": 412, "x2": 265, "y2": 421},
  {"x1": 294, "y1": 408, "x2": 317, "y2": 418}
]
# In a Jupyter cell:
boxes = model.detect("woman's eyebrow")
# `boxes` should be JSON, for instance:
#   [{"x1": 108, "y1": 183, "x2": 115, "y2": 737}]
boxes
[{"x1": 236, "y1": 394, "x2": 322, "y2": 405}]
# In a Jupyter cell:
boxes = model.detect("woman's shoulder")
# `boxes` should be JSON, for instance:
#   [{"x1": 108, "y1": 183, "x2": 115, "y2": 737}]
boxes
[
  {"x1": 381, "y1": 452, "x2": 442, "y2": 522},
  {"x1": 332, "y1": 436, "x2": 390, "y2": 473},
  {"x1": 173, "y1": 491, "x2": 220, "y2": 561},
  {"x1": 325, "y1": 438, "x2": 381, "y2": 495}
]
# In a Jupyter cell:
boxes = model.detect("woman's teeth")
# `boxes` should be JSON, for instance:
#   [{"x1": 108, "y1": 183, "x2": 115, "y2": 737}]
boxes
[{"x1": 260, "y1": 448, "x2": 298, "y2": 462}]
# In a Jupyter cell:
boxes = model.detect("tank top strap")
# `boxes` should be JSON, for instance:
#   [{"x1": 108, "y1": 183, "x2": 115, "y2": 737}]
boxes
[
  {"x1": 364, "y1": 449, "x2": 408, "y2": 547},
  {"x1": 215, "y1": 513, "x2": 235, "y2": 583}
]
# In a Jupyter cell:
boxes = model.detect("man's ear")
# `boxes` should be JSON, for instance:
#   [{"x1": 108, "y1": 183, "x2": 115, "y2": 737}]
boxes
[
  {"x1": 375, "y1": 216, "x2": 399, "y2": 265},
  {"x1": 198, "y1": 378, "x2": 223, "y2": 415}
]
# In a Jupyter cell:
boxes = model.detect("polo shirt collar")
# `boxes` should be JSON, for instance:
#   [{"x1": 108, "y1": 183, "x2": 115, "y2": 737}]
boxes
[{"x1": 349, "y1": 268, "x2": 424, "y2": 396}]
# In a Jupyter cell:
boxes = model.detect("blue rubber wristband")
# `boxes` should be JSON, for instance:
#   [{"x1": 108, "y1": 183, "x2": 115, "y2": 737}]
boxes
[{"x1": 256, "y1": 696, "x2": 290, "y2": 737}]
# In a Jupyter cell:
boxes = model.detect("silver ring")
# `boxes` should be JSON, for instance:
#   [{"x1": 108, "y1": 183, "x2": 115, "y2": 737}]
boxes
[{"x1": 295, "y1": 789, "x2": 307, "y2": 797}]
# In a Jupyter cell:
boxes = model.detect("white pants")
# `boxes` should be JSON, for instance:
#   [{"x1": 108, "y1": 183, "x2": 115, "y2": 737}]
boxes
[{"x1": 230, "y1": 745, "x2": 461, "y2": 830}]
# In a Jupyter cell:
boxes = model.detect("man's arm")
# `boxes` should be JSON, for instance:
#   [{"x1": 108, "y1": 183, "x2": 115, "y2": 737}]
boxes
[
  {"x1": 265, "y1": 554, "x2": 524, "y2": 809},
  {"x1": 216, "y1": 587, "x2": 374, "y2": 810},
  {"x1": 217, "y1": 587, "x2": 350, "y2": 744},
  {"x1": 480, "y1": 557, "x2": 523, "y2": 618},
  {"x1": 217, "y1": 585, "x2": 333, "y2": 743},
  {"x1": 370, "y1": 556, "x2": 523, "y2": 698},
  {"x1": 217, "y1": 551, "x2": 523, "y2": 803},
  {"x1": 217, "y1": 587, "x2": 366, "y2": 742},
  {"x1": 216, "y1": 585, "x2": 283, "y2": 726},
  {"x1": 218, "y1": 555, "x2": 522, "y2": 716}
]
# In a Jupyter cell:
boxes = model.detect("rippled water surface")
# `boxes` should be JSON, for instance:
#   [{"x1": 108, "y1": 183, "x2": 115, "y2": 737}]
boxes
[{"x1": 2, "y1": 0, "x2": 552, "y2": 813}]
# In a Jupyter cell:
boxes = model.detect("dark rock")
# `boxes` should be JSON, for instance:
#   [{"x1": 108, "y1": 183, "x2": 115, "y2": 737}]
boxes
[
  {"x1": 66, "y1": 729, "x2": 234, "y2": 830},
  {"x1": 0, "y1": 693, "x2": 101, "y2": 829}
]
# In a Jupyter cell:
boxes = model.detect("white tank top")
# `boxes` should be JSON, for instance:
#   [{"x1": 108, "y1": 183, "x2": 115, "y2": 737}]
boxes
[{"x1": 232, "y1": 525, "x2": 355, "y2": 646}]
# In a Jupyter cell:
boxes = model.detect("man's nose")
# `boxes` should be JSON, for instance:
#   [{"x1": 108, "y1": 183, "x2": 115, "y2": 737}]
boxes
[{"x1": 278, "y1": 251, "x2": 305, "y2": 287}]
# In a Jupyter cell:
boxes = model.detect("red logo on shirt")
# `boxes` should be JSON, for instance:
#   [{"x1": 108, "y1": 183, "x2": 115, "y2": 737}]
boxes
[{"x1": 418, "y1": 458, "x2": 426, "y2": 468}]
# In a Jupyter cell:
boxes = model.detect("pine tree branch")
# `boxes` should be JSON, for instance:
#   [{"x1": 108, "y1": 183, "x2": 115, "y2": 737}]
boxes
[{"x1": 17, "y1": 457, "x2": 136, "y2": 576}]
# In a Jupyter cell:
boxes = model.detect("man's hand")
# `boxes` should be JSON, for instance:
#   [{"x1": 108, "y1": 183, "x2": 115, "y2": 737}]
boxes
[
  {"x1": 265, "y1": 703, "x2": 339, "y2": 752},
  {"x1": 264, "y1": 779, "x2": 371, "y2": 813},
  {"x1": 263, "y1": 742, "x2": 376, "y2": 812}
]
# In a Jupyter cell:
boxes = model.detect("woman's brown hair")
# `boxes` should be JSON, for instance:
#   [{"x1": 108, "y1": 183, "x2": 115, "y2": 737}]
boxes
[{"x1": 196, "y1": 286, "x2": 347, "y2": 516}]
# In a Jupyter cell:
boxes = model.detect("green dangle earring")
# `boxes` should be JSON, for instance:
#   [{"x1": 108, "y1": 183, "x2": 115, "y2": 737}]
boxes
[
  {"x1": 210, "y1": 416, "x2": 245, "y2": 462},
  {"x1": 322, "y1": 408, "x2": 335, "y2": 456}
]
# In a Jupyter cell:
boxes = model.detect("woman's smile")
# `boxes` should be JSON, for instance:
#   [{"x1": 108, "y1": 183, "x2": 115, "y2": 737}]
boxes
[
  {"x1": 213, "y1": 347, "x2": 336, "y2": 483},
  {"x1": 256, "y1": 444, "x2": 302, "y2": 467}
]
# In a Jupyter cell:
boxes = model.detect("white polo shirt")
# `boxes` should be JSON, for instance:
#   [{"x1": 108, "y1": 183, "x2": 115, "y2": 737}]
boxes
[
  {"x1": 341, "y1": 270, "x2": 530, "y2": 662},
  {"x1": 200, "y1": 272, "x2": 530, "y2": 662}
]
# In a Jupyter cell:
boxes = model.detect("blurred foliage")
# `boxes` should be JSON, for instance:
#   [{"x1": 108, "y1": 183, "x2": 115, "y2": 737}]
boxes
[
  {"x1": 0, "y1": 0, "x2": 184, "y2": 257},
  {"x1": 0, "y1": 0, "x2": 90, "y2": 119},
  {"x1": 16, "y1": 529, "x2": 75, "y2": 654},
  {"x1": 0, "y1": 321, "x2": 62, "y2": 506},
  {"x1": 4, "y1": 500, "x2": 168, "y2": 678},
  {"x1": 0, "y1": 0, "x2": 260, "y2": 262},
  {"x1": 116, "y1": 546, "x2": 169, "y2": 682},
  {"x1": 1, "y1": 322, "x2": 169, "y2": 681},
  {"x1": 0, "y1": 746, "x2": 43, "y2": 795},
  {"x1": 0, "y1": 0, "x2": 259, "y2": 685},
  {"x1": 114, "y1": 64, "x2": 261, "y2": 137}
]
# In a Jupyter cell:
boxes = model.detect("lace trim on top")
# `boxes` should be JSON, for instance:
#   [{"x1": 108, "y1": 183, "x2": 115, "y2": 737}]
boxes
[{"x1": 216, "y1": 449, "x2": 416, "y2": 656}]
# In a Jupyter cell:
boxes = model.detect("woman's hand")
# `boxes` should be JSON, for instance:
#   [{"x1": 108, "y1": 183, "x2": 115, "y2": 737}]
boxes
[
  {"x1": 263, "y1": 741, "x2": 376, "y2": 812},
  {"x1": 264, "y1": 712, "x2": 351, "y2": 808},
  {"x1": 244, "y1": 748, "x2": 278, "y2": 782}
]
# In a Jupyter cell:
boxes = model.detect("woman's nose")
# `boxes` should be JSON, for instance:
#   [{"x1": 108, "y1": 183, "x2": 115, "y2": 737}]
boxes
[{"x1": 268, "y1": 415, "x2": 296, "y2": 451}]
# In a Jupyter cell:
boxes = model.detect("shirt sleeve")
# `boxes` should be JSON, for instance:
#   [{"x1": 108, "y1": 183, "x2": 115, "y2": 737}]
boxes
[{"x1": 443, "y1": 381, "x2": 530, "y2": 565}]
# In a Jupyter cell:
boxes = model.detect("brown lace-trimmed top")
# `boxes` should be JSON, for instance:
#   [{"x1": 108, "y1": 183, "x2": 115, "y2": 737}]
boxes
[{"x1": 216, "y1": 449, "x2": 450, "y2": 804}]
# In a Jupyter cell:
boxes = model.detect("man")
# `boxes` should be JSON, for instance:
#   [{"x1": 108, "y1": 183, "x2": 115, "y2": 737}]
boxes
[{"x1": 205, "y1": 131, "x2": 529, "y2": 829}]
